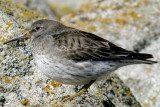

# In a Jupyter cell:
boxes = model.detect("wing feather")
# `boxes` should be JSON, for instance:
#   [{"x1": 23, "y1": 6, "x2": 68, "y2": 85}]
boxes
[{"x1": 53, "y1": 29, "x2": 154, "y2": 62}]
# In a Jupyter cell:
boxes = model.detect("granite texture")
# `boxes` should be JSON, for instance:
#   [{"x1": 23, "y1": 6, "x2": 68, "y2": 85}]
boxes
[{"x1": 1, "y1": 0, "x2": 159, "y2": 107}]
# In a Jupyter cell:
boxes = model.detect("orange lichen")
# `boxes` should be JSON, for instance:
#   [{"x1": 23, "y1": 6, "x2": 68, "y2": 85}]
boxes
[
  {"x1": 51, "y1": 80, "x2": 55, "y2": 86},
  {"x1": 89, "y1": 26, "x2": 96, "y2": 31},
  {"x1": 2, "y1": 75, "x2": 15, "y2": 84},
  {"x1": 21, "y1": 100, "x2": 27, "y2": 105},
  {"x1": 54, "y1": 83, "x2": 62, "y2": 87},
  {"x1": 128, "y1": 11, "x2": 140, "y2": 21},
  {"x1": 100, "y1": 18, "x2": 112, "y2": 23},
  {"x1": 23, "y1": 11, "x2": 34, "y2": 18},
  {"x1": 115, "y1": 18, "x2": 127, "y2": 24},
  {"x1": 50, "y1": 91, "x2": 55, "y2": 94},
  {"x1": 45, "y1": 85, "x2": 50, "y2": 93},
  {"x1": 5, "y1": 30, "x2": 8, "y2": 33},
  {"x1": 51, "y1": 80, "x2": 62, "y2": 87},
  {"x1": 1, "y1": 37, "x2": 8, "y2": 43},
  {"x1": 100, "y1": 5, "x2": 111, "y2": 10},
  {"x1": 5, "y1": 77, "x2": 12, "y2": 83},
  {"x1": 6, "y1": 22, "x2": 13, "y2": 27},
  {"x1": 52, "y1": 103, "x2": 61, "y2": 107},
  {"x1": 34, "y1": 104, "x2": 40, "y2": 106},
  {"x1": 21, "y1": 100, "x2": 30, "y2": 106},
  {"x1": 77, "y1": 20, "x2": 90, "y2": 29}
]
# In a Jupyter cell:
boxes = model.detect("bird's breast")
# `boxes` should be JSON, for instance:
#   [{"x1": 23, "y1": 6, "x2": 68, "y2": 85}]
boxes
[{"x1": 33, "y1": 53, "x2": 118, "y2": 85}]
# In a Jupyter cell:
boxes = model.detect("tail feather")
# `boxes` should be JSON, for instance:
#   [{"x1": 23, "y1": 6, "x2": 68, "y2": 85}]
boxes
[
  {"x1": 119, "y1": 59, "x2": 157, "y2": 66},
  {"x1": 134, "y1": 59, "x2": 157, "y2": 64},
  {"x1": 127, "y1": 53, "x2": 154, "y2": 60},
  {"x1": 121, "y1": 53, "x2": 157, "y2": 64}
]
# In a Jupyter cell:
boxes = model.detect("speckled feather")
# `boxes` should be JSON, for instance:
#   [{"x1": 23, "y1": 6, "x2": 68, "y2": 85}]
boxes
[{"x1": 53, "y1": 29, "x2": 155, "y2": 62}]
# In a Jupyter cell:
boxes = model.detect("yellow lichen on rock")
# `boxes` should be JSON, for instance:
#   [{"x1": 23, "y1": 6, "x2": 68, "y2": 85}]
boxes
[
  {"x1": 21, "y1": 100, "x2": 30, "y2": 106},
  {"x1": 51, "y1": 80, "x2": 62, "y2": 88},
  {"x1": 45, "y1": 85, "x2": 50, "y2": 93}
]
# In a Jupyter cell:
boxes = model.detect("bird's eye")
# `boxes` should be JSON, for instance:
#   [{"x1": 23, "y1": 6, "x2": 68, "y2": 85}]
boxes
[{"x1": 35, "y1": 27, "x2": 40, "y2": 31}]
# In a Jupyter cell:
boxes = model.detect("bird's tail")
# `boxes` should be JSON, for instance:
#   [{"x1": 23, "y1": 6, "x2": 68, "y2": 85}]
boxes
[
  {"x1": 120, "y1": 53, "x2": 157, "y2": 64},
  {"x1": 131, "y1": 59, "x2": 157, "y2": 64}
]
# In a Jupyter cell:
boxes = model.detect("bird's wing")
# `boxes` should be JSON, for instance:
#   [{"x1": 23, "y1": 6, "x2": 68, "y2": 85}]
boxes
[{"x1": 53, "y1": 29, "x2": 154, "y2": 62}]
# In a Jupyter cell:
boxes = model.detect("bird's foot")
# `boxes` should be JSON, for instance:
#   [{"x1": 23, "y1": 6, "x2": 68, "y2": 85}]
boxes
[{"x1": 62, "y1": 80, "x2": 95, "y2": 102}]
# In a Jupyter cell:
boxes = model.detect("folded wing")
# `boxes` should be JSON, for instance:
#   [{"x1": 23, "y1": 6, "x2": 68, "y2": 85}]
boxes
[{"x1": 53, "y1": 29, "x2": 156, "y2": 64}]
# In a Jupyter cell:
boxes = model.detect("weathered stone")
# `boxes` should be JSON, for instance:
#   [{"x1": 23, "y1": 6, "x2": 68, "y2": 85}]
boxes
[{"x1": 1, "y1": 0, "x2": 159, "y2": 107}]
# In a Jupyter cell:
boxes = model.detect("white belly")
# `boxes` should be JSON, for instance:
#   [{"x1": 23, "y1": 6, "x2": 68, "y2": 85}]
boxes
[{"x1": 34, "y1": 54, "x2": 117, "y2": 85}]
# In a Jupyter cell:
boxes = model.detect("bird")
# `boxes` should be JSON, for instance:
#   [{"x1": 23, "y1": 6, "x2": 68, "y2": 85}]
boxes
[{"x1": 4, "y1": 19, "x2": 157, "y2": 101}]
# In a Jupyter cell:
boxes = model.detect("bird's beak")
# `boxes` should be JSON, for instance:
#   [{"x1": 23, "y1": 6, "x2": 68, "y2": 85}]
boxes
[{"x1": 4, "y1": 31, "x2": 31, "y2": 44}]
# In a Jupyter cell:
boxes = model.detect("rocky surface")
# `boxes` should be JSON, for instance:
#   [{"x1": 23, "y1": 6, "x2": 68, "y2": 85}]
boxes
[
  {"x1": 10, "y1": 0, "x2": 82, "y2": 20},
  {"x1": 0, "y1": 0, "x2": 160, "y2": 107}
]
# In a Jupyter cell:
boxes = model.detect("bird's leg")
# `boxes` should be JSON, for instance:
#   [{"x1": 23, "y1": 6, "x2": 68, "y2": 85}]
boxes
[{"x1": 63, "y1": 80, "x2": 95, "y2": 102}]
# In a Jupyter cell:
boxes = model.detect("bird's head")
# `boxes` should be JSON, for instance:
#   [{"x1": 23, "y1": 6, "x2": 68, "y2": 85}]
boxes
[{"x1": 4, "y1": 19, "x2": 62, "y2": 44}]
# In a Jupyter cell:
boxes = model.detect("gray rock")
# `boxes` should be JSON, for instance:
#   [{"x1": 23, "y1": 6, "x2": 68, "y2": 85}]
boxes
[{"x1": 2, "y1": 0, "x2": 159, "y2": 106}]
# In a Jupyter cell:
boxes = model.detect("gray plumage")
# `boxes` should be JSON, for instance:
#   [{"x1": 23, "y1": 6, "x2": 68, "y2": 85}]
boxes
[{"x1": 29, "y1": 19, "x2": 156, "y2": 84}]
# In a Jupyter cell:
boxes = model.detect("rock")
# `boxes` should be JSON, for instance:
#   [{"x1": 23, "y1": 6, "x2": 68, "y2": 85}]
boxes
[
  {"x1": 2, "y1": 0, "x2": 159, "y2": 106},
  {"x1": 117, "y1": 38, "x2": 160, "y2": 107},
  {"x1": 10, "y1": 0, "x2": 82, "y2": 20}
]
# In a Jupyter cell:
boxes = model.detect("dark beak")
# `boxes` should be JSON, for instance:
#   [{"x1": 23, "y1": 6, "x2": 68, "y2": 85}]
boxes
[{"x1": 4, "y1": 31, "x2": 31, "y2": 44}]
